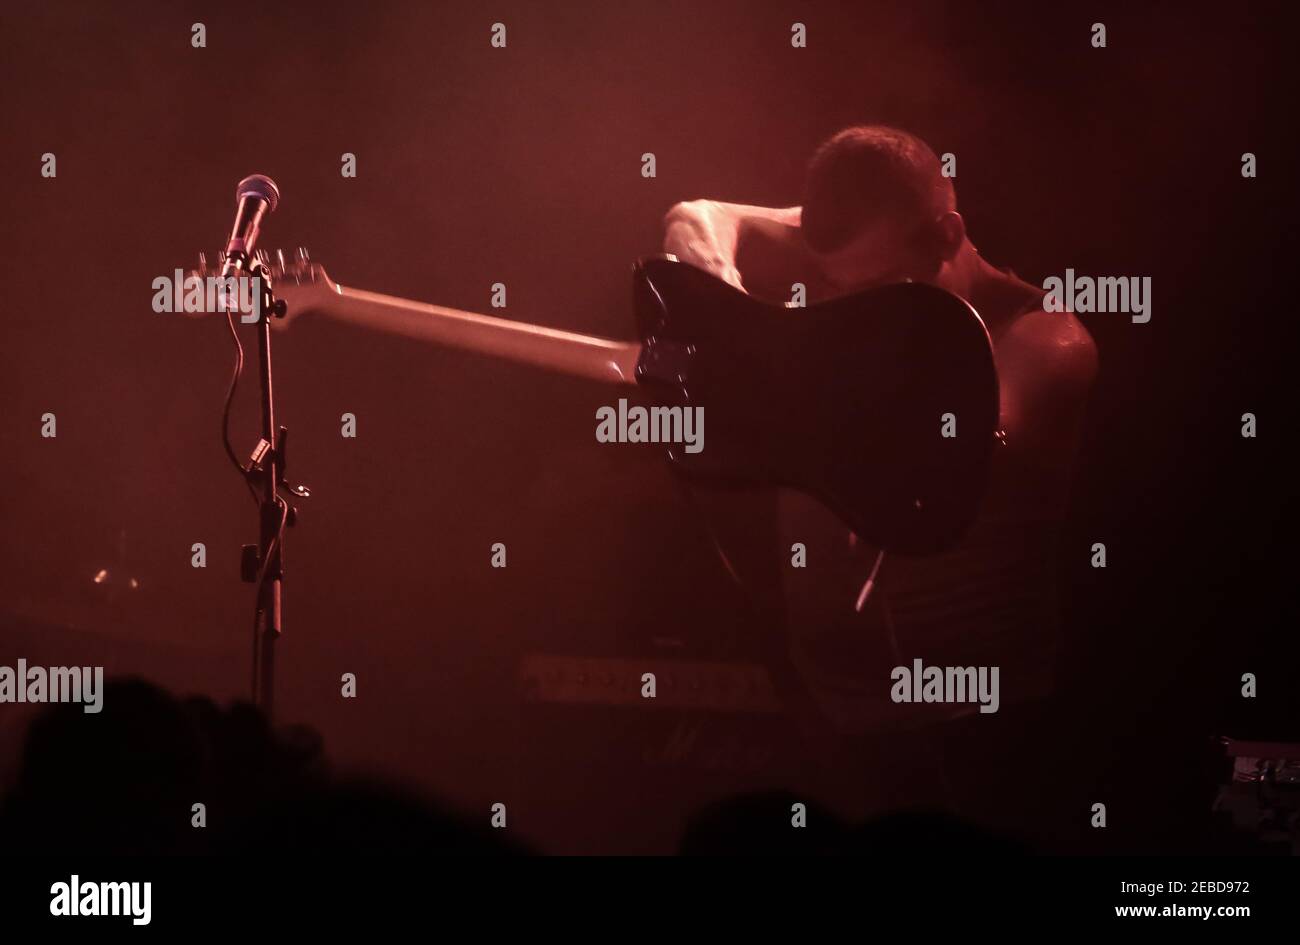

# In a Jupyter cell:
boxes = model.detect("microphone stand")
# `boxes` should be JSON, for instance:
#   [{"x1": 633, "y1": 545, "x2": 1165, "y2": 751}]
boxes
[{"x1": 236, "y1": 256, "x2": 294, "y2": 717}]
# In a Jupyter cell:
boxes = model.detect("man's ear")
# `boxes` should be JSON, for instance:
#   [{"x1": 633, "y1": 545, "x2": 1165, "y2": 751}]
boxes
[{"x1": 934, "y1": 211, "x2": 965, "y2": 262}]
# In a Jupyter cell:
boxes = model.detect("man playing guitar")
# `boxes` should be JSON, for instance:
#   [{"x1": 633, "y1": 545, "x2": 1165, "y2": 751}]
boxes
[
  {"x1": 662, "y1": 126, "x2": 1098, "y2": 824},
  {"x1": 211, "y1": 128, "x2": 1099, "y2": 829}
]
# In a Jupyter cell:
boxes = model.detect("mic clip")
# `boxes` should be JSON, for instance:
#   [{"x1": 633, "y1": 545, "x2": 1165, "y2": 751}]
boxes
[
  {"x1": 246, "y1": 257, "x2": 288, "y2": 320},
  {"x1": 244, "y1": 426, "x2": 311, "y2": 512}
]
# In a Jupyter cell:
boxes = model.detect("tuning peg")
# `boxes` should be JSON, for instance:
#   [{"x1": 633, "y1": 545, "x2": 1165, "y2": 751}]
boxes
[{"x1": 198, "y1": 252, "x2": 208, "y2": 275}]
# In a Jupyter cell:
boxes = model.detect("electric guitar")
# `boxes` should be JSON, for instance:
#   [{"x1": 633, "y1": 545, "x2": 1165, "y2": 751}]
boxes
[{"x1": 193, "y1": 250, "x2": 999, "y2": 554}]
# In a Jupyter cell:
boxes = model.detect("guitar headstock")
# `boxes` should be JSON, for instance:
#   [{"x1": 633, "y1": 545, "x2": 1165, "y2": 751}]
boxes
[{"x1": 189, "y1": 248, "x2": 338, "y2": 325}]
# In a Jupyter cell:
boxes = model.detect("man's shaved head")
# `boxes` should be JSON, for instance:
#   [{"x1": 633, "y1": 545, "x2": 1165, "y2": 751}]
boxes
[{"x1": 801, "y1": 125, "x2": 956, "y2": 256}]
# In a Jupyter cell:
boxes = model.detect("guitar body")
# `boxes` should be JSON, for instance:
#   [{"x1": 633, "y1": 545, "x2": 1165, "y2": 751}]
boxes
[{"x1": 632, "y1": 256, "x2": 999, "y2": 555}]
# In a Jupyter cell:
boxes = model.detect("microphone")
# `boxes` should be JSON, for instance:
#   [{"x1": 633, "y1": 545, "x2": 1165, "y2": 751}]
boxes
[{"x1": 221, "y1": 174, "x2": 281, "y2": 278}]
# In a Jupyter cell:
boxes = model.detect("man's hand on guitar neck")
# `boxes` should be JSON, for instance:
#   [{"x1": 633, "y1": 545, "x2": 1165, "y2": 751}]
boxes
[{"x1": 662, "y1": 200, "x2": 803, "y2": 295}]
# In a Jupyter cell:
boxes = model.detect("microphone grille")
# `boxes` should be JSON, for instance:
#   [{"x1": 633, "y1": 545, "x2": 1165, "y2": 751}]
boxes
[{"x1": 236, "y1": 174, "x2": 281, "y2": 213}]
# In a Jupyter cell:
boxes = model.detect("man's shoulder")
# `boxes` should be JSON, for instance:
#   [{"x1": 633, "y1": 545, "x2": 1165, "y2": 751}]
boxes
[
  {"x1": 999, "y1": 304, "x2": 1099, "y2": 389},
  {"x1": 734, "y1": 216, "x2": 831, "y2": 303}
]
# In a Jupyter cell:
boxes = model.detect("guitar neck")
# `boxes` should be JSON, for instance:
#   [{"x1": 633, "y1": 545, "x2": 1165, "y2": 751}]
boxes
[{"x1": 318, "y1": 284, "x2": 643, "y2": 387}]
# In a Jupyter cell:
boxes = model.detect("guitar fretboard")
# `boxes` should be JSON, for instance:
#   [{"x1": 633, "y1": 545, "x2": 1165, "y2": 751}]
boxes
[{"x1": 321, "y1": 283, "x2": 643, "y2": 386}]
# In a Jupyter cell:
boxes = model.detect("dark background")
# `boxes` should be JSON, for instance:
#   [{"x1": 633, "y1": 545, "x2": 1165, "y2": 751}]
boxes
[{"x1": 0, "y1": 0, "x2": 1295, "y2": 853}]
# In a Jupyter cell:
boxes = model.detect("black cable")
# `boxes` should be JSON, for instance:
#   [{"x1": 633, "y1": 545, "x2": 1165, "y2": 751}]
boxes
[
  {"x1": 253, "y1": 495, "x2": 290, "y2": 589},
  {"x1": 220, "y1": 308, "x2": 260, "y2": 507}
]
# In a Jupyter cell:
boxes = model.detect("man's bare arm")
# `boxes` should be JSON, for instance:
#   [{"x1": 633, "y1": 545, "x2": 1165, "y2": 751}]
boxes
[{"x1": 662, "y1": 200, "x2": 802, "y2": 293}]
